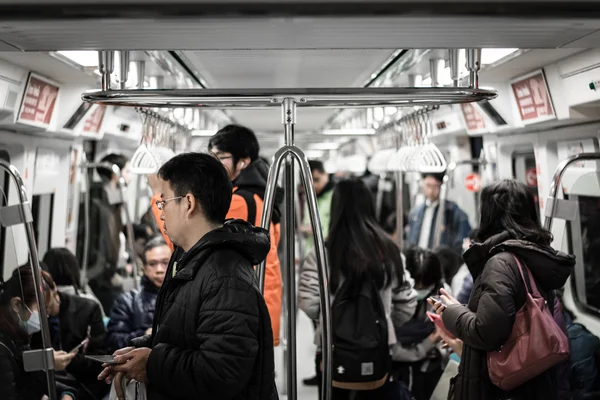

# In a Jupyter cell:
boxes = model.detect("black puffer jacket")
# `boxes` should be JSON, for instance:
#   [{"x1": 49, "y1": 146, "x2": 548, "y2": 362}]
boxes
[
  {"x1": 442, "y1": 232, "x2": 575, "y2": 400},
  {"x1": 132, "y1": 219, "x2": 277, "y2": 400},
  {"x1": 107, "y1": 275, "x2": 159, "y2": 353}
]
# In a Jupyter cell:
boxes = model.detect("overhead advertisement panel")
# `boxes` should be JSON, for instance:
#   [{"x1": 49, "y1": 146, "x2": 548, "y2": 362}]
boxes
[
  {"x1": 460, "y1": 102, "x2": 487, "y2": 135},
  {"x1": 16, "y1": 72, "x2": 60, "y2": 129},
  {"x1": 510, "y1": 69, "x2": 556, "y2": 125}
]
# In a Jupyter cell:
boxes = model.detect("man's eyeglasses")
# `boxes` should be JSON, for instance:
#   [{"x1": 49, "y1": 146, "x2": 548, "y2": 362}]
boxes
[
  {"x1": 210, "y1": 152, "x2": 233, "y2": 162},
  {"x1": 156, "y1": 196, "x2": 183, "y2": 211}
]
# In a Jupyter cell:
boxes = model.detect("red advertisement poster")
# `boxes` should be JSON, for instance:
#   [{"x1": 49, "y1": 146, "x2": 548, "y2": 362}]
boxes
[
  {"x1": 83, "y1": 105, "x2": 106, "y2": 134},
  {"x1": 460, "y1": 103, "x2": 486, "y2": 134},
  {"x1": 511, "y1": 69, "x2": 555, "y2": 124},
  {"x1": 17, "y1": 72, "x2": 60, "y2": 128}
]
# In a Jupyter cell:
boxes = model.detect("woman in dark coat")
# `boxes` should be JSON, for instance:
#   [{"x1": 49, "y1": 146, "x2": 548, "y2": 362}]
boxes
[{"x1": 431, "y1": 179, "x2": 574, "y2": 400}]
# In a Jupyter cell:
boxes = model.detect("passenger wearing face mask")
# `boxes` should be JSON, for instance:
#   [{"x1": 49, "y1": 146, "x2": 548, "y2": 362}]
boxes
[
  {"x1": 31, "y1": 268, "x2": 108, "y2": 400},
  {"x1": 0, "y1": 265, "x2": 78, "y2": 400},
  {"x1": 393, "y1": 247, "x2": 451, "y2": 400}
]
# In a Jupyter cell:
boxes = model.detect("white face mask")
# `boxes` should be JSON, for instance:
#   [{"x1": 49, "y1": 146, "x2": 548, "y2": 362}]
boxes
[
  {"x1": 15, "y1": 304, "x2": 41, "y2": 335},
  {"x1": 25, "y1": 310, "x2": 41, "y2": 335},
  {"x1": 415, "y1": 287, "x2": 433, "y2": 301}
]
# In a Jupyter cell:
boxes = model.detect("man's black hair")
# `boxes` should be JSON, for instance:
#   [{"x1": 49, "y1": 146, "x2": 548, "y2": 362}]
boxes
[
  {"x1": 141, "y1": 235, "x2": 169, "y2": 264},
  {"x1": 97, "y1": 153, "x2": 129, "y2": 182},
  {"x1": 208, "y1": 124, "x2": 260, "y2": 165},
  {"x1": 308, "y1": 160, "x2": 325, "y2": 174},
  {"x1": 158, "y1": 153, "x2": 233, "y2": 225},
  {"x1": 421, "y1": 172, "x2": 445, "y2": 183}
]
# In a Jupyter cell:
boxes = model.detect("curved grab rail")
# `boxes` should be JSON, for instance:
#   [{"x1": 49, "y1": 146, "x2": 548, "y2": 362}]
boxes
[
  {"x1": 543, "y1": 152, "x2": 600, "y2": 231},
  {"x1": 0, "y1": 160, "x2": 57, "y2": 400}
]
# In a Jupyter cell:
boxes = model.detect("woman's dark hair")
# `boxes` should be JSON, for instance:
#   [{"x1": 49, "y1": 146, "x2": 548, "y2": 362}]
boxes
[
  {"x1": 0, "y1": 265, "x2": 53, "y2": 342},
  {"x1": 405, "y1": 247, "x2": 443, "y2": 289},
  {"x1": 42, "y1": 248, "x2": 81, "y2": 290},
  {"x1": 327, "y1": 178, "x2": 404, "y2": 292},
  {"x1": 434, "y1": 245, "x2": 462, "y2": 283},
  {"x1": 477, "y1": 179, "x2": 552, "y2": 245}
]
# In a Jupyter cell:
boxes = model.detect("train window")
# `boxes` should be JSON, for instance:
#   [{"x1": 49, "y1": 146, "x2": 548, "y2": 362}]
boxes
[
  {"x1": 568, "y1": 195, "x2": 600, "y2": 315},
  {"x1": 512, "y1": 152, "x2": 540, "y2": 220},
  {"x1": 31, "y1": 193, "x2": 54, "y2": 258}
]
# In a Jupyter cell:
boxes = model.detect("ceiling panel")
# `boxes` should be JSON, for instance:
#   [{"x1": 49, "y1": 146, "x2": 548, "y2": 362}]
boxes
[
  {"x1": 0, "y1": 17, "x2": 597, "y2": 51},
  {"x1": 185, "y1": 49, "x2": 394, "y2": 135},
  {"x1": 185, "y1": 50, "x2": 392, "y2": 88}
]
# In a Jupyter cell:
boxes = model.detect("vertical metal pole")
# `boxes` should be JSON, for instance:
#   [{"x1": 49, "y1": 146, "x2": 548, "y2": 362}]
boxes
[
  {"x1": 433, "y1": 165, "x2": 453, "y2": 249},
  {"x1": 394, "y1": 171, "x2": 404, "y2": 249},
  {"x1": 119, "y1": 51, "x2": 130, "y2": 90},
  {"x1": 429, "y1": 59, "x2": 441, "y2": 87},
  {"x1": 80, "y1": 159, "x2": 91, "y2": 292},
  {"x1": 113, "y1": 165, "x2": 139, "y2": 289},
  {"x1": 291, "y1": 149, "x2": 332, "y2": 400},
  {"x1": 136, "y1": 61, "x2": 146, "y2": 89},
  {"x1": 448, "y1": 49, "x2": 460, "y2": 87},
  {"x1": 466, "y1": 49, "x2": 481, "y2": 89},
  {"x1": 282, "y1": 98, "x2": 298, "y2": 400},
  {"x1": 98, "y1": 51, "x2": 115, "y2": 91},
  {"x1": 0, "y1": 161, "x2": 57, "y2": 400}
]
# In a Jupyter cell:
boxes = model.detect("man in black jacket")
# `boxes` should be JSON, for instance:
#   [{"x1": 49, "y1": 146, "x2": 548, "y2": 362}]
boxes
[{"x1": 99, "y1": 153, "x2": 277, "y2": 400}]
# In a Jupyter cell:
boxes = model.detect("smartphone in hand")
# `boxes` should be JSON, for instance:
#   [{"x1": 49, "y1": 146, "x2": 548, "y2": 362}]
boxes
[
  {"x1": 69, "y1": 337, "x2": 90, "y2": 354},
  {"x1": 85, "y1": 355, "x2": 122, "y2": 366}
]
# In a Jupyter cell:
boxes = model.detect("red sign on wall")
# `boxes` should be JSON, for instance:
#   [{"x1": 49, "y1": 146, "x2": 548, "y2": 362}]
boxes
[
  {"x1": 460, "y1": 103, "x2": 486, "y2": 134},
  {"x1": 17, "y1": 72, "x2": 60, "y2": 129},
  {"x1": 83, "y1": 105, "x2": 106, "y2": 134},
  {"x1": 465, "y1": 173, "x2": 482, "y2": 192},
  {"x1": 511, "y1": 69, "x2": 555, "y2": 125},
  {"x1": 526, "y1": 168, "x2": 538, "y2": 187}
]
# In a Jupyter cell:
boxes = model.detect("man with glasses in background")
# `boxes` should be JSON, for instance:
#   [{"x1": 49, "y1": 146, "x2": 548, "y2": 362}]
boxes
[
  {"x1": 407, "y1": 172, "x2": 471, "y2": 255},
  {"x1": 106, "y1": 236, "x2": 170, "y2": 353}
]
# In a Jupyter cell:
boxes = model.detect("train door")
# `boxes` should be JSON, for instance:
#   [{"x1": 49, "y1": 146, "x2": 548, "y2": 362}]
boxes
[
  {"x1": 561, "y1": 167, "x2": 600, "y2": 335},
  {"x1": 512, "y1": 151, "x2": 540, "y2": 219}
]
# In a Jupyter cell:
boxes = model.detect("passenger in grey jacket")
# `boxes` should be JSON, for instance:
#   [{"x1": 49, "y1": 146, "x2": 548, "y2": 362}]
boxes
[
  {"x1": 299, "y1": 250, "x2": 417, "y2": 347},
  {"x1": 297, "y1": 178, "x2": 417, "y2": 398}
]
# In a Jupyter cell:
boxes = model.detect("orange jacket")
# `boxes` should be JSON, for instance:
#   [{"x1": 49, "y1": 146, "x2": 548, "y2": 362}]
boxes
[
  {"x1": 227, "y1": 188, "x2": 282, "y2": 347},
  {"x1": 150, "y1": 193, "x2": 174, "y2": 251}
]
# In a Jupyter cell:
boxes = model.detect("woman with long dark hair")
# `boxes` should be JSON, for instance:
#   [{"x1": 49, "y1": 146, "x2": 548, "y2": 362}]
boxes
[
  {"x1": 299, "y1": 178, "x2": 417, "y2": 399},
  {"x1": 431, "y1": 179, "x2": 575, "y2": 399},
  {"x1": 0, "y1": 265, "x2": 78, "y2": 400}
]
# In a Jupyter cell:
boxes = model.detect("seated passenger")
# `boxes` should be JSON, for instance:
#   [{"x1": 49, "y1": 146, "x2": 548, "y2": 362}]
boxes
[
  {"x1": 99, "y1": 153, "x2": 277, "y2": 399},
  {"x1": 430, "y1": 180, "x2": 575, "y2": 400},
  {"x1": 33, "y1": 269, "x2": 109, "y2": 400},
  {"x1": 42, "y1": 247, "x2": 105, "y2": 318},
  {"x1": 0, "y1": 265, "x2": 78, "y2": 400},
  {"x1": 107, "y1": 236, "x2": 170, "y2": 353},
  {"x1": 298, "y1": 178, "x2": 415, "y2": 399}
]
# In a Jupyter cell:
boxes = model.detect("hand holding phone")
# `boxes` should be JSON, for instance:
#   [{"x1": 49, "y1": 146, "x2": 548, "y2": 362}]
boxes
[
  {"x1": 85, "y1": 355, "x2": 122, "y2": 366},
  {"x1": 69, "y1": 337, "x2": 90, "y2": 354},
  {"x1": 426, "y1": 311, "x2": 456, "y2": 339}
]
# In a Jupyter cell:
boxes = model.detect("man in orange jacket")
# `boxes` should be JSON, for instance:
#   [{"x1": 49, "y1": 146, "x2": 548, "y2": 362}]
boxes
[{"x1": 209, "y1": 125, "x2": 283, "y2": 347}]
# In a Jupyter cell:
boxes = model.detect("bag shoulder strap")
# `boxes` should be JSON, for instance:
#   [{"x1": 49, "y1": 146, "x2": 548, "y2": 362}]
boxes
[
  {"x1": 511, "y1": 254, "x2": 540, "y2": 296},
  {"x1": 234, "y1": 189, "x2": 257, "y2": 225}
]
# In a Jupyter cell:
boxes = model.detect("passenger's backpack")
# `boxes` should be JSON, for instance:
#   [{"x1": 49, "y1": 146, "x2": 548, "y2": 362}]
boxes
[{"x1": 329, "y1": 278, "x2": 391, "y2": 390}]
